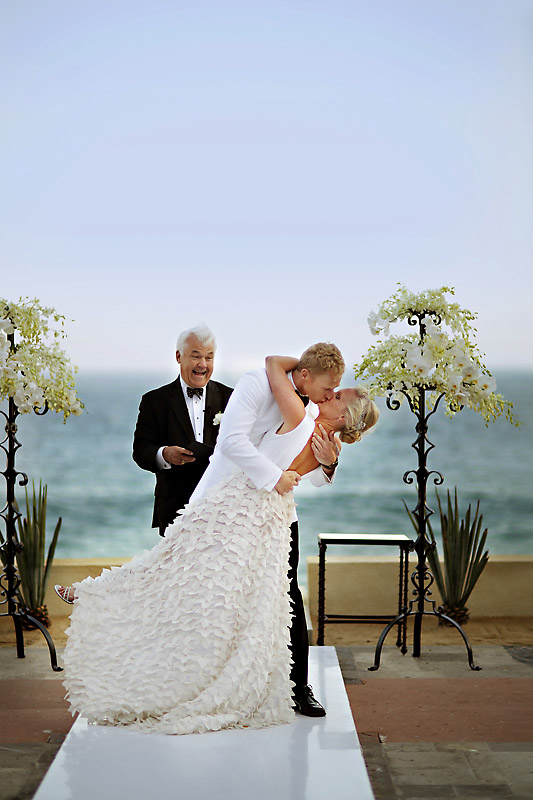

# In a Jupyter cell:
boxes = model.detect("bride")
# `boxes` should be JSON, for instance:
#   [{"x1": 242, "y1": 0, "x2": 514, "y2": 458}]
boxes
[{"x1": 56, "y1": 355, "x2": 378, "y2": 735}]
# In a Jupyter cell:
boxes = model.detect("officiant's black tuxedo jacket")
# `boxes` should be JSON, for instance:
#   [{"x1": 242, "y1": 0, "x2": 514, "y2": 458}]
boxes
[{"x1": 132, "y1": 378, "x2": 233, "y2": 534}]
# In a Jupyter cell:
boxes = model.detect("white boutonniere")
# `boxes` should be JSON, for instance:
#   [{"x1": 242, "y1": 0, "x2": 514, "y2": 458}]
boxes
[{"x1": 213, "y1": 411, "x2": 224, "y2": 426}]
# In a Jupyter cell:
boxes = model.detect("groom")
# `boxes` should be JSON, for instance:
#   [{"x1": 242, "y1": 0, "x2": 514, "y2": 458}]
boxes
[{"x1": 191, "y1": 342, "x2": 345, "y2": 717}]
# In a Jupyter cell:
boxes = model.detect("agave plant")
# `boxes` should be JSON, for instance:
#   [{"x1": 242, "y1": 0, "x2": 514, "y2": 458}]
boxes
[
  {"x1": 404, "y1": 488, "x2": 489, "y2": 624},
  {"x1": 13, "y1": 481, "x2": 62, "y2": 627}
]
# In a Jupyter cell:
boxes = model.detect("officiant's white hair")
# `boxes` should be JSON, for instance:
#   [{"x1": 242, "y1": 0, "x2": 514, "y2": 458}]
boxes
[{"x1": 176, "y1": 324, "x2": 217, "y2": 353}]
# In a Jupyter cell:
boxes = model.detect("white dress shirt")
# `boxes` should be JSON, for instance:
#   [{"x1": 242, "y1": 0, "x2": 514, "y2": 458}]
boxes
[{"x1": 156, "y1": 377, "x2": 206, "y2": 470}]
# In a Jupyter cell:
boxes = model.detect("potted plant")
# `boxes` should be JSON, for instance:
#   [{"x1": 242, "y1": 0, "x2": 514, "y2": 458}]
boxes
[
  {"x1": 404, "y1": 487, "x2": 489, "y2": 624},
  {"x1": 13, "y1": 481, "x2": 62, "y2": 628}
]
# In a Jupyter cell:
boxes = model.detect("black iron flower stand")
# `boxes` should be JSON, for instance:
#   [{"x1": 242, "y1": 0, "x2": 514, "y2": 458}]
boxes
[
  {"x1": 368, "y1": 314, "x2": 480, "y2": 672},
  {"x1": 1, "y1": 339, "x2": 62, "y2": 671}
]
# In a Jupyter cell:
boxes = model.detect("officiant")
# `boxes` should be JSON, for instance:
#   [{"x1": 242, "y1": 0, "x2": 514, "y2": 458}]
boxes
[{"x1": 133, "y1": 325, "x2": 233, "y2": 535}]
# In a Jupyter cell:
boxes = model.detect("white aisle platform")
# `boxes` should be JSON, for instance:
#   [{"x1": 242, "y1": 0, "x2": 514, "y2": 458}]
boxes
[{"x1": 35, "y1": 647, "x2": 374, "y2": 800}]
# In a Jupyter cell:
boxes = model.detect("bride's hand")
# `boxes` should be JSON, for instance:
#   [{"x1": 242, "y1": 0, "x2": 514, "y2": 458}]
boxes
[
  {"x1": 311, "y1": 425, "x2": 341, "y2": 466},
  {"x1": 274, "y1": 470, "x2": 301, "y2": 495}
]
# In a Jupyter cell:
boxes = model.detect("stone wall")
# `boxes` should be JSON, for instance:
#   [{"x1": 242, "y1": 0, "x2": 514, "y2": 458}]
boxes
[
  {"x1": 306, "y1": 554, "x2": 533, "y2": 621},
  {"x1": 44, "y1": 555, "x2": 533, "y2": 619}
]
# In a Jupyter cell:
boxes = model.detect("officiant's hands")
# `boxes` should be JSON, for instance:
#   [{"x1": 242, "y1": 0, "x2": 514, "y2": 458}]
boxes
[
  {"x1": 163, "y1": 445, "x2": 196, "y2": 466},
  {"x1": 275, "y1": 470, "x2": 301, "y2": 495}
]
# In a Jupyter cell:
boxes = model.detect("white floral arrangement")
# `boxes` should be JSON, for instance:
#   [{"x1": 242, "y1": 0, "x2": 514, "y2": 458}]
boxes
[
  {"x1": 0, "y1": 297, "x2": 83, "y2": 421},
  {"x1": 354, "y1": 285, "x2": 516, "y2": 425},
  {"x1": 212, "y1": 411, "x2": 224, "y2": 426}
]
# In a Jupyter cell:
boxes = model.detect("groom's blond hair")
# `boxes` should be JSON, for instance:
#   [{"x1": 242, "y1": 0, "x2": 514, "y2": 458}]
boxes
[{"x1": 297, "y1": 342, "x2": 345, "y2": 377}]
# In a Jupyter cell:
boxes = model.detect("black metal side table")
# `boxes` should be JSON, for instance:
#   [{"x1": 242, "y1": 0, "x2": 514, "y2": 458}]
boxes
[{"x1": 316, "y1": 533, "x2": 414, "y2": 653}]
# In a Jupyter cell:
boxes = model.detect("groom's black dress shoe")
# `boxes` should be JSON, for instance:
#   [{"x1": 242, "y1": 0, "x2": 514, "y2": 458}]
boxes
[{"x1": 293, "y1": 685, "x2": 326, "y2": 717}]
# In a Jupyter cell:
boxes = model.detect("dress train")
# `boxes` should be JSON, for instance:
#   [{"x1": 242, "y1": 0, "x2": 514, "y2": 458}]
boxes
[{"x1": 62, "y1": 473, "x2": 296, "y2": 735}]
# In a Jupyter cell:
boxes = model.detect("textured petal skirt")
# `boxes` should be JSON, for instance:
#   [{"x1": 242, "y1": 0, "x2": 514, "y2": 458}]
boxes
[{"x1": 62, "y1": 474, "x2": 296, "y2": 735}]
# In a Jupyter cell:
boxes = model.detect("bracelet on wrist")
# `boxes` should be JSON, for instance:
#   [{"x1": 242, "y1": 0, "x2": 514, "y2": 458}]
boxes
[{"x1": 323, "y1": 459, "x2": 338, "y2": 470}]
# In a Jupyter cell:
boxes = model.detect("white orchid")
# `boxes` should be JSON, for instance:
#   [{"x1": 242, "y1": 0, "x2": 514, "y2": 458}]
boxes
[
  {"x1": 462, "y1": 362, "x2": 482, "y2": 385},
  {"x1": 445, "y1": 372, "x2": 467, "y2": 401},
  {"x1": 213, "y1": 411, "x2": 224, "y2": 426},
  {"x1": 15, "y1": 399, "x2": 33, "y2": 413},
  {"x1": 13, "y1": 387, "x2": 26, "y2": 406},
  {"x1": 422, "y1": 315, "x2": 437, "y2": 331},
  {"x1": 367, "y1": 311, "x2": 379, "y2": 334},
  {"x1": 0, "y1": 297, "x2": 83, "y2": 421},
  {"x1": 353, "y1": 285, "x2": 516, "y2": 425},
  {"x1": 367, "y1": 310, "x2": 390, "y2": 336},
  {"x1": 0, "y1": 318, "x2": 15, "y2": 335},
  {"x1": 70, "y1": 402, "x2": 83, "y2": 416},
  {"x1": 476, "y1": 374, "x2": 497, "y2": 398},
  {"x1": 422, "y1": 316, "x2": 447, "y2": 346},
  {"x1": 27, "y1": 382, "x2": 45, "y2": 407},
  {"x1": 404, "y1": 345, "x2": 434, "y2": 379},
  {"x1": 447, "y1": 345, "x2": 470, "y2": 371},
  {"x1": 3, "y1": 363, "x2": 19, "y2": 380}
]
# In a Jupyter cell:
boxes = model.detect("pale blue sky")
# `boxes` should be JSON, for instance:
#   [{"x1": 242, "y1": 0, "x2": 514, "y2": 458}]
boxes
[{"x1": 1, "y1": 0, "x2": 532, "y2": 382}]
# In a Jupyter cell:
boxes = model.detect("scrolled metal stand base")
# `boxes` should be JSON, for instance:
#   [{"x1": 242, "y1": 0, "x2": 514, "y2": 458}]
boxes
[
  {"x1": 9, "y1": 610, "x2": 63, "y2": 671},
  {"x1": 368, "y1": 557, "x2": 480, "y2": 672},
  {"x1": 368, "y1": 602, "x2": 481, "y2": 672}
]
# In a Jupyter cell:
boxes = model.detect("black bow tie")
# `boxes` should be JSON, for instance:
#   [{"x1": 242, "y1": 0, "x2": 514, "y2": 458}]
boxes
[
  {"x1": 296, "y1": 391, "x2": 309, "y2": 407},
  {"x1": 187, "y1": 386, "x2": 204, "y2": 399}
]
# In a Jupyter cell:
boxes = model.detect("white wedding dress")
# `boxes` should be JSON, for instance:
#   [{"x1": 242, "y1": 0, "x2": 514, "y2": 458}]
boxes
[{"x1": 62, "y1": 412, "x2": 315, "y2": 735}]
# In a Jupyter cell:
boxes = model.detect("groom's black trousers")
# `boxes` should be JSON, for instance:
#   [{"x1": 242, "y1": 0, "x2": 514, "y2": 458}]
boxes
[{"x1": 288, "y1": 521, "x2": 309, "y2": 689}]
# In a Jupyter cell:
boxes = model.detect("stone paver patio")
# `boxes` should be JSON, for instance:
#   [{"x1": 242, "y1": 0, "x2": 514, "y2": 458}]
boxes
[{"x1": 1, "y1": 616, "x2": 532, "y2": 799}]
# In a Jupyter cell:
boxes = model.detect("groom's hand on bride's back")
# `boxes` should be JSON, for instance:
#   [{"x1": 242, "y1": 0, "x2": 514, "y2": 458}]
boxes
[{"x1": 275, "y1": 470, "x2": 301, "y2": 495}]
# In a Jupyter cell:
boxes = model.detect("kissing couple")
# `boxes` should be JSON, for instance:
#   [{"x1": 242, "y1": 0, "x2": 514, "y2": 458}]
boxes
[{"x1": 57, "y1": 342, "x2": 378, "y2": 734}]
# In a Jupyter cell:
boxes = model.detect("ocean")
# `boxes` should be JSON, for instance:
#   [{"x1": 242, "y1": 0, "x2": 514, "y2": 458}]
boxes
[{"x1": 5, "y1": 369, "x2": 532, "y2": 589}]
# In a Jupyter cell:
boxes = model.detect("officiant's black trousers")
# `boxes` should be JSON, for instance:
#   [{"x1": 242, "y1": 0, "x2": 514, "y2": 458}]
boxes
[{"x1": 288, "y1": 521, "x2": 309, "y2": 689}]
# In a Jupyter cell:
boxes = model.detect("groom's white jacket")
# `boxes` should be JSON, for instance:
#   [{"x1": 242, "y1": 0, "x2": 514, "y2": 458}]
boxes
[{"x1": 190, "y1": 368, "x2": 332, "y2": 505}]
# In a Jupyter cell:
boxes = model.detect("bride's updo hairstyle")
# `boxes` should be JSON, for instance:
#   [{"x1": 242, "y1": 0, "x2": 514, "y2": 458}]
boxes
[{"x1": 340, "y1": 388, "x2": 379, "y2": 444}]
